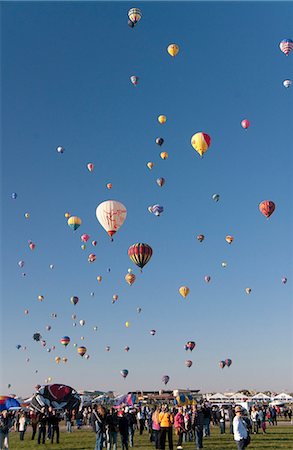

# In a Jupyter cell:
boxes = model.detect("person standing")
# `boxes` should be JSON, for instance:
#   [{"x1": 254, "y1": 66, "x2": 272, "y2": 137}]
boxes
[
  {"x1": 30, "y1": 411, "x2": 38, "y2": 440},
  {"x1": 202, "y1": 404, "x2": 211, "y2": 437},
  {"x1": 191, "y1": 403, "x2": 204, "y2": 449},
  {"x1": 233, "y1": 406, "x2": 249, "y2": 449},
  {"x1": 18, "y1": 413, "x2": 27, "y2": 441},
  {"x1": 228, "y1": 406, "x2": 235, "y2": 434},
  {"x1": 105, "y1": 408, "x2": 119, "y2": 450},
  {"x1": 37, "y1": 408, "x2": 47, "y2": 445},
  {"x1": 174, "y1": 407, "x2": 185, "y2": 449},
  {"x1": 158, "y1": 405, "x2": 174, "y2": 450},
  {"x1": 91, "y1": 405, "x2": 106, "y2": 450},
  {"x1": 118, "y1": 410, "x2": 129, "y2": 450},
  {"x1": 65, "y1": 409, "x2": 72, "y2": 433},
  {"x1": 137, "y1": 409, "x2": 145, "y2": 435},
  {"x1": 219, "y1": 406, "x2": 226, "y2": 434},
  {"x1": 250, "y1": 406, "x2": 259, "y2": 434},
  {"x1": 46, "y1": 406, "x2": 53, "y2": 440},
  {"x1": 124, "y1": 407, "x2": 136, "y2": 448},
  {"x1": 0, "y1": 410, "x2": 11, "y2": 450},
  {"x1": 151, "y1": 407, "x2": 161, "y2": 450},
  {"x1": 50, "y1": 411, "x2": 60, "y2": 444}
]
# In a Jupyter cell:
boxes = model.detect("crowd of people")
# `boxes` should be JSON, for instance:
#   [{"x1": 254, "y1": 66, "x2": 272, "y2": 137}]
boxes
[{"x1": 0, "y1": 401, "x2": 292, "y2": 450}]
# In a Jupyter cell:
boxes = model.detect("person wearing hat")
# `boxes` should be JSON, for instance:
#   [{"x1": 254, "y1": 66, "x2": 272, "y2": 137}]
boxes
[{"x1": 233, "y1": 406, "x2": 250, "y2": 449}]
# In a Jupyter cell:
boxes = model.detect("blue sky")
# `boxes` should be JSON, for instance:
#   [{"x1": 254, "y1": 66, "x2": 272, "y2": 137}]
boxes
[{"x1": 1, "y1": 1, "x2": 292, "y2": 397}]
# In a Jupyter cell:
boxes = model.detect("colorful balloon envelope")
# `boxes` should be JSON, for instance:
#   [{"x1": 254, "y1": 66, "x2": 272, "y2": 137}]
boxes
[
  {"x1": 55, "y1": 357, "x2": 61, "y2": 364},
  {"x1": 113, "y1": 294, "x2": 119, "y2": 302},
  {"x1": 225, "y1": 235, "x2": 234, "y2": 244},
  {"x1": 24, "y1": 309, "x2": 29, "y2": 315},
  {"x1": 151, "y1": 204, "x2": 164, "y2": 216},
  {"x1": 219, "y1": 360, "x2": 226, "y2": 369},
  {"x1": 179, "y1": 286, "x2": 190, "y2": 298},
  {"x1": 97, "y1": 276, "x2": 102, "y2": 283},
  {"x1": 79, "y1": 320, "x2": 85, "y2": 326},
  {"x1": 130, "y1": 75, "x2": 139, "y2": 85},
  {"x1": 282, "y1": 277, "x2": 287, "y2": 284},
  {"x1": 245, "y1": 288, "x2": 251, "y2": 294},
  {"x1": 197, "y1": 234, "x2": 205, "y2": 242},
  {"x1": 107, "y1": 183, "x2": 112, "y2": 189},
  {"x1": 24, "y1": 212, "x2": 30, "y2": 219},
  {"x1": 124, "y1": 346, "x2": 130, "y2": 352},
  {"x1": 87, "y1": 163, "x2": 94, "y2": 172},
  {"x1": 38, "y1": 295, "x2": 44, "y2": 302},
  {"x1": 70, "y1": 296, "x2": 79, "y2": 305},
  {"x1": 62, "y1": 357, "x2": 68, "y2": 363},
  {"x1": 18, "y1": 260, "x2": 24, "y2": 268},
  {"x1": 259, "y1": 200, "x2": 275, "y2": 218},
  {"x1": 29, "y1": 242, "x2": 36, "y2": 250},
  {"x1": 88, "y1": 253, "x2": 96, "y2": 263},
  {"x1": 158, "y1": 115, "x2": 167, "y2": 124},
  {"x1": 125, "y1": 272, "x2": 136, "y2": 286},
  {"x1": 167, "y1": 43, "x2": 179, "y2": 57},
  {"x1": 65, "y1": 212, "x2": 71, "y2": 219},
  {"x1": 128, "y1": 243, "x2": 153, "y2": 271},
  {"x1": 225, "y1": 358, "x2": 232, "y2": 367},
  {"x1": 204, "y1": 275, "x2": 211, "y2": 283},
  {"x1": 125, "y1": 321, "x2": 130, "y2": 328},
  {"x1": 241, "y1": 119, "x2": 250, "y2": 129},
  {"x1": 162, "y1": 375, "x2": 170, "y2": 385},
  {"x1": 60, "y1": 336, "x2": 70, "y2": 347},
  {"x1": 186, "y1": 341, "x2": 196, "y2": 351},
  {"x1": 212, "y1": 194, "x2": 220, "y2": 202},
  {"x1": 283, "y1": 79, "x2": 292, "y2": 88},
  {"x1": 81, "y1": 234, "x2": 90, "y2": 242},
  {"x1": 156, "y1": 137, "x2": 164, "y2": 146},
  {"x1": 77, "y1": 346, "x2": 87, "y2": 357},
  {"x1": 96, "y1": 200, "x2": 127, "y2": 238},
  {"x1": 92, "y1": 240, "x2": 97, "y2": 246},
  {"x1": 279, "y1": 38, "x2": 293, "y2": 55},
  {"x1": 160, "y1": 151, "x2": 168, "y2": 160},
  {"x1": 120, "y1": 369, "x2": 129, "y2": 378},
  {"x1": 68, "y1": 216, "x2": 82, "y2": 231},
  {"x1": 221, "y1": 261, "x2": 227, "y2": 268},
  {"x1": 156, "y1": 177, "x2": 165, "y2": 187},
  {"x1": 185, "y1": 360, "x2": 192, "y2": 368},
  {"x1": 150, "y1": 330, "x2": 156, "y2": 336},
  {"x1": 147, "y1": 162, "x2": 154, "y2": 170},
  {"x1": 191, "y1": 132, "x2": 211, "y2": 157},
  {"x1": 128, "y1": 8, "x2": 142, "y2": 23}
]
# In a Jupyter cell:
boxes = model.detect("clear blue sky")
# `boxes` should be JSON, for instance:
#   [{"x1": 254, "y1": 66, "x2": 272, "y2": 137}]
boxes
[{"x1": 1, "y1": 1, "x2": 292, "y2": 398}]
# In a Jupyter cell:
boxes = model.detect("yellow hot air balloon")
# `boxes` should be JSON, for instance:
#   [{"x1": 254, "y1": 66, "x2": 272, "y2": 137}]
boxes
[
  {"x1": 167, "y1": 43, "x2": 179, "y2": 57},
  {"x1": 191, "y1": 132, "x2": 211, "y2": 157},
  {"x1": 38, "y1": 295, "x2": 44, "y2": 302},
  {"x1": 64, "y1": 212, "x2": 71, "y2": 219},
  {"x1": 147, "y1": 162, "x2": 154, "y2": 170},
  {"x1": 97, "y1": 275, "x2": 102, "y2": 283},
  {"x1": 128, "y1": 8, "x2": 142, "y2": 24},
  {"x1": 160, "y1": 152, "x2": 169, "y2": 160},
  {"x1": 68, "y1": 216, "x2": 82, "y2": 231},
  {"x1": 225, "y1": 235, "x2": 234, "y2": 244},
  {"x1": 179, "y1": 286, "x2": 190, "y2": 298},
  {"x1": 55, "y1": 356, "x2": 61, "y2": 364},
  {"x1": 158, "y1": 115, "x2": 167, "y2": 124},
  {"x1": 125, "y1": 270, "x2": 136, "y2": 286},
  {"x1": 125, "y1": 321, "x2": 130, "y2": 328}
]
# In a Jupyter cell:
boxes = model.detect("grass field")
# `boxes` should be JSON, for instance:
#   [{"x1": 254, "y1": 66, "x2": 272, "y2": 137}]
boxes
[{"x1": 8, "y1": 425, "x2": 293, "y2": 449}]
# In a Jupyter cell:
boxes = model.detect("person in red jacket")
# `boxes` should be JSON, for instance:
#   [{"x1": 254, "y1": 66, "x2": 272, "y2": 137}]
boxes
[{"x1": 174, "y1": 407, "x2": 185, "y2": 450}]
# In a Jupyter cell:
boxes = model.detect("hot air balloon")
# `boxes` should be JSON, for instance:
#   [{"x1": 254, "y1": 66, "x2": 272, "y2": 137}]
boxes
[
  {"x1": 179, "y1": 286, "x2": 190, "y2": 298},
  {"x1": 88, "y1": 253, "x2": 96, "y2": 263},
  {"x1": 204, "y1": 276, "x2": 211, "y2": 283},
  {"x1": 157, "y1": 177, "x2": 165, "y2": 187},
  {"x1": 68, "y1": 216, "x2": 82, "y2": 231},
  {"x1": 65, "y1": 212, "x2": 71, "y2": 219},
  {"x1": 16, "y1": 345, "x2": 22, "y2": 350},
  {"x1": 77, "y1": 346, "x2": 87, "y2": 357},
  {"x1": 225, "y1": 358, "x2": 232, "y2": 367},
  {"x1": 33, "y1": 333, "x2": 42, "y2": 342},
  {"x1": 62, "y1": 357, "x2": 68, "y2": 363},
  {"x1": 150, "y1": 330, "x2": 156, "y2": 336},
  {"x1": 24, "y1": 309, "x2": 29, "y2": 315},
  {"x1": 80, "y1": 336, "x2": 85, "y2": 340},
  {"x1": 245, "y1": 288, "x2": 251, "y2": 295},
  {"x1": 93, "y1": 326, "x2": 98, "y2": 331},
  {"x1": 38, "y1": 295, "x2": 44, "y2": 302},
  {"x1": 282, "y1": 277, "x2": 287, "y2": 284},
  {"x1": 46, "y1": 325, "x2": 51, "y2": 331},
  {"x1": 186, "y1": 341, "x2": 196, "y2": 351},
  {"x1": 84, "y1": 354, "x2": 90, "y2": 360},
  {"x1": 11, "y1": 192, "x2": 17, "y2": 199},
  {"x1": 49, "y1": 264, "x2": 54, "y2": 269},
  {"x1": 158, "y1": 115, "x2": 167, "y2": 124},
  {"x1": 106, "y1": 346, "x2": 111, "y2": 352},
  {"x1": 279, "y1": 38, "x2": 293, "y2": 56},
  {"x1": 125, "y1": 321, "x2": 130, "y2": 328},
  {"x1": 162, "y1": 375, "x2": 170, "y2": 385},
  {"x1": 221, "y1": 261, "x2": 227, "y2": 268},
  {"x1": 283, "y1": 79, "x2": 292, "y2": 88},
  {"x1": 40, "y1": 340, "x2": 46, "y2": 347},
  {"x1": 120, "y1": 369, "x2": 129, "y2": 379},
  {"x1": 55, "y1": 356, "x2": 61, "y2": 364},
  {"x1": 96, "y1": 200, "x2": 127, "y2": 239},
  {"x1": 241, "y1": 119, "x2": 250, "y2": 129},
  {"x1": 125, "y1": 269, "x2": 136, "y2": 286},
  {"x1": 212, "y1": 194, "x2": 220, "y2": 202},
  {"x1": 60, "y1": 336, "x2": 70, "y2": 347},
  {"x1": 56, "y1": 146, "x2": 64, "y2": 153},
  {"x1": 70, "y1": 296, "x2": 79, "y2": 305},
  {"x1": 130, "y1": 75, "x2": 139, "y2": 85},
  {"x1": 197, "y1": 234, "x2": 205, "y2": 242},
  {"x1": 124, "y1": 346, "x2": 130, "y2": 352},
  {"x1": 259, "y1": 200, "x2": 275, "y2": 218},
  {"x1": 151, "y1": 204, "x2": 164, "y2": 217},
  {"x1": 225, "y1": 235, "x2": 234, "y2": 244},
  {"x1": 147, "y1": 162, "x2": 154, "y2": 170},
  {"x1": 128, "y1": 243, "x2": 153, "y2": 271},
  {"x1": 107, "y1": 183, "x2": 113, "y2": 190},
  {"x1": 137, "y1": 307, "x2": 142, "y2": 313},
  {"x1": 29, "y1": 242, "x2": 36, "y2": 250},
  {"x1": 167, "y1": 44, "x2": 179, "y2": 57},
  {"x1": 97, "y1": 276, "x2": 102, "y2": 283},
  {"x1": 79, "y1": 320, "x2": 85, "y2": 326},
  {"x1": 219, "y1": 360, "x2": 226, "y2": 369},
  {"x1": 128, "y1": 8, "x2": 142, "y2": 24},
  {"x1": 160, "y1": 152, "x2": 168, "y2": 160},
  {"x1": 191, "y1": 132, "x2": 211, "y2": 157},
  {"x1": 18, "y1": 260, "x2": 24, "y2": 268},
  {"x1": 87, "y1": 163, "x2": 94, "y2": 172},
  {"x1": 51, "y1": 313, "x2": 57, "y2": 318},
  {"x1": 113, "y1": 294, "x2": 119, "y2": 302},
  {"x1": 92, "y1": 240, "x2": 97, "y2": 246},
  {"x1": 24, "y1": 212, "x2": 30, "y2": 219},
  {"x1": 81, "y1": 234, "x2": 90, "y2": 242},
  {"x1": 156, "y1": 137, "x2": 164, "y2": 146},
  {"x1": 185, "y1": 360, "x2": 192, "y2": 368},
  {"x1": 81, "y1": 245, "x2": 86, "y2": 251}
]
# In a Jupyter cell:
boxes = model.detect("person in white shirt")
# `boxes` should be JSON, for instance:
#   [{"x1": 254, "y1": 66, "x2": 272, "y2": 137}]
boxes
[{"x1": 233, "y1": 406, "x2": 249, "y2": 449}]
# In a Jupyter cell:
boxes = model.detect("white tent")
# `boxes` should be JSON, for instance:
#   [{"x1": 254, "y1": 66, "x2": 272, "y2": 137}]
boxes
[
  {"x1": 207, "y1": 393, "x2": 231, "y2": 402},
  {"x1": 229, "y1": 392, "x2": 251, "y2": 402},
  {"x1": 251, "y1": 393, "x2": 271, "y2": 402},
  {"x1": 272, "y1": 393, "x2": 293, "y2": 403}
]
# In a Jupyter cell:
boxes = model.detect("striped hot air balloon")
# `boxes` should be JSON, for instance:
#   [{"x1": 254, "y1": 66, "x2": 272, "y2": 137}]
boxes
[
  {"x1": 77, "y1": 346, "x2": 87, "y2": 357},
  {"x1": 128, "y1": 243, "x2": 153, "y2": 271},
  {"x1": 128, "y1": 8, "x2": 142, "y2": 24},
  {"x1": 259, "y1": 200, "x2": 275, "y2": 218},
  {"x1": 68, "y1": 216, "x2": 82, "y2": 231},
  {"x1": 279, "y1": 38, "x2": 293, "y2": 56},
  {"x1": 191, "y1": 132, "x2": 211, "y2": 157},
  {"x1": 60, "y1": 336, "x2": 70, "y2": 347}
]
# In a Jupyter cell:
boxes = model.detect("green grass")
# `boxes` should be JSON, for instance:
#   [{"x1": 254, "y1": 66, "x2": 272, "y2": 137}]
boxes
[{"x1": 9, "y1": 425, "x2": 293, "y2": 449}]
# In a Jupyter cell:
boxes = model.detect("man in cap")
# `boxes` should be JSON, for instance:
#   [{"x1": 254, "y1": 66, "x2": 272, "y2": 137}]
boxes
[{"x1": 233, "y1": 406, "x2": 250, "y2": 449}]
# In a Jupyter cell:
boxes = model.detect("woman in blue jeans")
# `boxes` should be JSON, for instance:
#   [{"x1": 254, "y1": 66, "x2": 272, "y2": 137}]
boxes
[{"x1": 91, "y1": 405, "x2": 107, "y2": 450}]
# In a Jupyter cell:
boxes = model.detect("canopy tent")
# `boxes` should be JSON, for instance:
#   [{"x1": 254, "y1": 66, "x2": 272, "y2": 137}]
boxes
[
  {"x1": 229, "y1": 392, "x2": 250, "y2": 402},
  {"x1": 206, "y1": 393, "x2": 231, "y2": 402},
  {"x1": 272, "y1": 393, "x2": 293, "y2": 402},
  {"x1": 251, "y1": 393, "x2": 271, "y2": 401}
]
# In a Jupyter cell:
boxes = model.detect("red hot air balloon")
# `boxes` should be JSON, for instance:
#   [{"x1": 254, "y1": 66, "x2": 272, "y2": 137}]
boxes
[
  {"x1": 241, "y1": 119, "x2": 250, "y2": 129},
  {"x1": 204, "y1": 276, "x2": 211, "y2": 283},
  {"x1": 225, "y1": 358, "x2": 232, "y2": 367},
  {"x1": 81, "y1": 234, "x2": 90, "y2": 242},
  {"x1": 197, "y1": 234, "x2": 205, "y2": 242},
  {"x1": 219, "y1": 360, "x2": 226, "y2": 369},
  {"x1": 259, "y1": 200, "x2": 275, "y2": 218}
]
